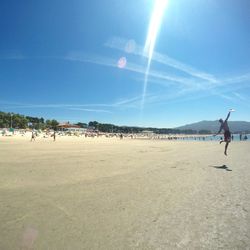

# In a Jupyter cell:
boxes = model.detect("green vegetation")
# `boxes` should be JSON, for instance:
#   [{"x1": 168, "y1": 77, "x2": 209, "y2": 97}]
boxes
[
  {"x1": 87, "y1": 121, "x2": 200, "y2": 134},
  {"x1": 0, "y1": 111, "x2": 218, "y2": 134},
  {"x1": 0, "y1": 111, "x2": 58, "y2": 130},
  {"x1": 0, "y1": 111, "x2": 28, "y2": 129}
]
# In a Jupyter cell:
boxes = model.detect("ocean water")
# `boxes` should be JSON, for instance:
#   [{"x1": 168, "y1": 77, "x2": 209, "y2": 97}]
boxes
[{"x1": 178, "y1": 134, "x2": 249, "y2": 142}]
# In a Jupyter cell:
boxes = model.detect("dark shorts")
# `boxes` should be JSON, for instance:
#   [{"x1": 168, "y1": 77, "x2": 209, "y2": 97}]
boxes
[{"x1": 224, "y1": 131, "x2": 231, "y2": 142}]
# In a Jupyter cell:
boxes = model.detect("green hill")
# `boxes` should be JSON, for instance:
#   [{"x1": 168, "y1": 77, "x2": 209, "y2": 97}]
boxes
[{"x1": 176, "y1": 120, "x2": 250, "y2": 133}]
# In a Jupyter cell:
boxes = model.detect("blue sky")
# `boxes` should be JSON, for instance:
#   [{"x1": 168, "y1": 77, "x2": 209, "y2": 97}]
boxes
[{"x1": 0, "y1": 0, "x2": 249, "y2": 127}]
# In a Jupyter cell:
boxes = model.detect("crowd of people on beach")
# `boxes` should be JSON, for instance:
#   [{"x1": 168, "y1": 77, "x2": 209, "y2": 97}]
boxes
[
  {"x1": 0, "y1": 128, "x2": 249, "y2": 143},
  {"x1": 5, "y1": 110, "x2": 246, "y2": 156}
]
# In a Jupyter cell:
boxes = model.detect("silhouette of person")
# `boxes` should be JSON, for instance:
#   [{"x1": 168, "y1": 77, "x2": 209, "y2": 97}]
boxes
[
  {"x1": 215, "y1": 110, "x2": 233, "y2": 156},
  {"x1": 31, "y1": 131, "x2": 35, "y2": 142}
]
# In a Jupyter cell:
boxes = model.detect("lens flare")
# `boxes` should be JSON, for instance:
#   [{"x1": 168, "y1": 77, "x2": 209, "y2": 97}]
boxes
[
  {"x1": 142, "y1": 0, "x2": 169, "y2": 111},
  {"x1": 125, "y1": 39, "x2": 136, "y2": 53},
  {"x1": 117, "y1": 57, "x2": 127, "y2": 68}
]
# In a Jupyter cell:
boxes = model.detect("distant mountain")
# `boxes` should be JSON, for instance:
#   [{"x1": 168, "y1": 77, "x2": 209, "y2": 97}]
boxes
[{"x1": 176, "y1": 120, "x2": 250, "y2": 133}]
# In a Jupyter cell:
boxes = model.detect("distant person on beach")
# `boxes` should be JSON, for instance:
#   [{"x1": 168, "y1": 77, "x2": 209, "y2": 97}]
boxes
[
  {"x1": 240, "y1": 133, "x2": 242, "y2": 141},
  {"x1": 31, "y1": 131, "x2": 35, "y2": 142},
  {"x1": 53, "y1": 131, "x2": 56, "y2": 141},
  {"x1": 214, "y1": 110, "x2": 233, "y2": 156}
]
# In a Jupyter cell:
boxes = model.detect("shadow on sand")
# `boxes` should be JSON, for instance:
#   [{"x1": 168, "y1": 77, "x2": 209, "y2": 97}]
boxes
[{"x1": 210, "y1": 165, "x2": 232, "y2": 171}]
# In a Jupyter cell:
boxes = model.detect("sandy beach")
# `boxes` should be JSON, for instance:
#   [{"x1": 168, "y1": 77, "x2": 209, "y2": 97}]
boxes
[{"x1": 0, "y1": 136, "x2": 250, "y2": 249}]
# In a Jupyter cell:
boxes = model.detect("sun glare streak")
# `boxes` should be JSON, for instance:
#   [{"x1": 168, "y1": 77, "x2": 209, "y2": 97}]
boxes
[
  {"x1": 144, "y1": 0, "x2": 169, "y2": 60},
  {"x1": 141, "y1": 0, "x2": 169, "y2": 111}
]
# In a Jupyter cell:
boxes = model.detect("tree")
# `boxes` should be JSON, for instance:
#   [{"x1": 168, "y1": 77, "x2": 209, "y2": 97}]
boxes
[
  {"x1": 0, "y1": 112, "x2": 29, "y2": 128},
  {"x1": 12, "y1": 115, "x2": 28, "y2": 129},
  {"x1": 76, "y1": 122, "x2": 88, "y2": 128},
  {"x1": 51, "y1": 120, "x2": 59, "y2": 130},
  {"x1": 45, "y1": 120, "x2": 52, "y2": 128},
  {"x1": 88, "y1": 121, "x2": 99, "y2": 129}
]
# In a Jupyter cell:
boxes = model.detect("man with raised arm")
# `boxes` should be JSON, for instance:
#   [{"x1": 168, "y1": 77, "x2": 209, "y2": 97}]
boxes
[{"x1": 215, "y1": 110, "x2": 234, "y2": 156}]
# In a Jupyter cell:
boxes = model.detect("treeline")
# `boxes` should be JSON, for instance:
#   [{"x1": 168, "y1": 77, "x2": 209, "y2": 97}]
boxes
[
  {"x1": 88, "y1": 121, "x2": 212, "y2": 135},
  {"x1": 0, "y1": 111, "x2": 213, "y2": 134},
  {"x1": 0, "y1": 111, "x2": 59, "y2": 130}
]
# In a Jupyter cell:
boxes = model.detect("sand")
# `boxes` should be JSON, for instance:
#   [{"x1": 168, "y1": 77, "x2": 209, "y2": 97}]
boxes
[{"x1": 0, "y1": 136, "x2": 250, "y2": 249}]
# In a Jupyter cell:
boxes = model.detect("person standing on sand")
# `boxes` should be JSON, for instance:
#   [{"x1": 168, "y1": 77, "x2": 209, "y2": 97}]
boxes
[
  {"x1": 214, "y1": 110, "x2": 234, "y2": 156},
  {"x1": 31, "y1": 131, "x2": 35, "y2": 142},
  {"x1": 53, "y1": 131, "x2": 56, "y2": 141}
]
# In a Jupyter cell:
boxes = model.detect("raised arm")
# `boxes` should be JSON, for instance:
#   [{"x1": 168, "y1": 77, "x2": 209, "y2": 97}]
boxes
[{"x1": 225, "y1": 111, "x2": 231, "y2": 122}]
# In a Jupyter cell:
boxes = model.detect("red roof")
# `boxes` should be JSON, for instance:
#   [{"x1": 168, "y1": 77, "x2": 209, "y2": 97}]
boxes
[{"x1": 57, "y1": 123, "x2": 80, "y2": 128}]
